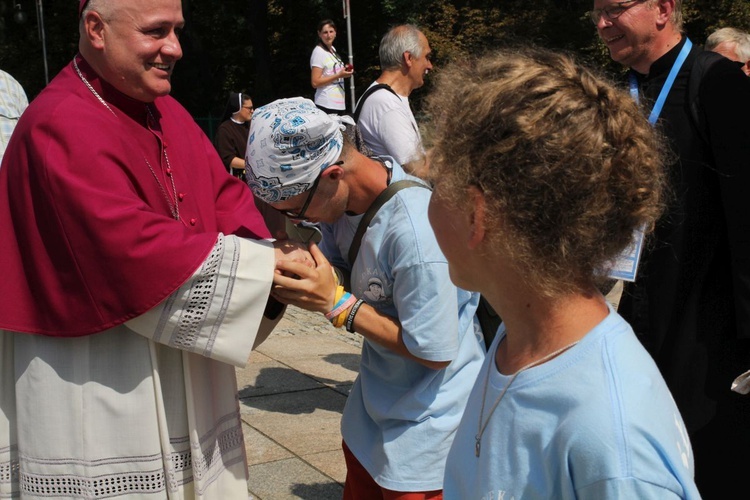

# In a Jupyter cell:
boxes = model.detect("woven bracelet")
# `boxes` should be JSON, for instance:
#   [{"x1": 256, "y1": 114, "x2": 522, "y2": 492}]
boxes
[{"x1": 345, "y1": 298, "x2": 366, "y2": 333}]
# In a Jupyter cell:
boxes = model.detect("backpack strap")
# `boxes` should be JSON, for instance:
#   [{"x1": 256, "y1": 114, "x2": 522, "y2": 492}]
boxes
[
  {"x1": 348, "y1": 179, "x2": 429, "y2": 265},
  {"x1": 352, "y1": 83, "x2": 398, "y2": 123},
  {"x1": 477, "y1": 295, "x2": 501, "y2": 350},
  {"x1": 347, "y1": 177, "x2": 502, "y2": 351}
]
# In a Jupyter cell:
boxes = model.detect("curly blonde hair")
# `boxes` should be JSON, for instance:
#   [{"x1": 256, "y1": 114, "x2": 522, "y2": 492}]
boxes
[{"x1": 425, "y1": 48, "x2": 667, "y2": 297}]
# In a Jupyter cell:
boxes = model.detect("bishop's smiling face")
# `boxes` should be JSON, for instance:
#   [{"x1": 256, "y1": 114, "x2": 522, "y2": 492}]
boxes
[
  {"x1": 594, "y1": 0, "x2": 661, "y2": 73},
  {"x1": 96, "y1": 0, "x2": 184, "y2": 102}
]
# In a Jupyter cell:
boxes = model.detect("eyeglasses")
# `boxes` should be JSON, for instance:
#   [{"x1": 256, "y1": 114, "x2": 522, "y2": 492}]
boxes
[
  {"x1": 588, "y1": 0, "x2": 645, "y2": 24},
  {"x1": 242, "y1": 106, "x2": 254, "y2": 110},
  {"x1": 278, "y1": 160, "x2": 343, "y2": 221}
]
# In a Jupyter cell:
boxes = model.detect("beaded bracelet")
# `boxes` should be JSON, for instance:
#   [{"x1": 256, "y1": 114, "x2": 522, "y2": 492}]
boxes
[{"x1": 345, "y1": 298, "x2": 366, "y2": 333}]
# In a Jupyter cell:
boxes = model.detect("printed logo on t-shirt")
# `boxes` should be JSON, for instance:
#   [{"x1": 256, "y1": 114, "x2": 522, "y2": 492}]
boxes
[{"x1": 358, "y1": 269, "x2": 391, "y2": 306}]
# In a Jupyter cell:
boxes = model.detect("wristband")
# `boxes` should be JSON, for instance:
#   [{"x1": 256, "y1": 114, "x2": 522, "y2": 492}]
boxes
[
  {"x1": 332, "y1": 299, "x2": 352, "y2": 328},
  {"x1": 325, "y1": 291, "x2": 348, "y2": 320},
  {"x1": 324, "y1": 286, "x2": 345, "y2": 321},
  {"x1": 345, "y1": 298, "x2": 365, "y2": 333},
  {"x1": 325, "y1": 290, "x2": 355, "y2": 321},
  {"x1": 326, "y1": 292, "x2": 357, "y2": 327}
]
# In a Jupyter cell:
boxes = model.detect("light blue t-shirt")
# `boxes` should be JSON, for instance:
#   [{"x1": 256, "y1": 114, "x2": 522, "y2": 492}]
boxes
[
  {"x1": 443, "y1": 306, "x2": 701, "y2": 500},
  {"x1": 320, "y1": 159, "x2": 486, "y2": 491}
]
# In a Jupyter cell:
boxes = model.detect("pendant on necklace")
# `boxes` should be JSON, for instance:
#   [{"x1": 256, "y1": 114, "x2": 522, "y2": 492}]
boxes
[{"x1": 473, "y1": 339, "x2": 582, "y2": 462}]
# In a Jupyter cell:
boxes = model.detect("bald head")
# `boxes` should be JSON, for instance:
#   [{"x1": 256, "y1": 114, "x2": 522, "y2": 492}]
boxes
[
  {"x1": 77, "y1": 0, "x2": 184, "y2": 103},
  {"x1": 78, "y1": 0, "x2": 114, "y2": 45}
]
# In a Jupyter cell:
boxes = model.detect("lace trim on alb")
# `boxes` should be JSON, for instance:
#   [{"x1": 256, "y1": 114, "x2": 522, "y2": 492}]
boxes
[
  {"x1": 0, "y1": 459, "x2": 19, "y2": 496},
  {"x1": 193, "y1": 418, "x2": 244, "y2": 482},
  {"x1": 3, "y1": 416, "x2": 245, "y2": 498},
  {"x1": 9, "y1": 421, "x2": 243, "y2": 499},
  {"x1": 19, "y1": 469, "x2": 165, "y2": 498},
  {"x1": 171, "y1": 235, "x2": 225, "y2": 353}
]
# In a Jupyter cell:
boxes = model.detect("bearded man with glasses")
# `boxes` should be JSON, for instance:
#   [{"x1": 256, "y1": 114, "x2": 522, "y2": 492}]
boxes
[{"x1": 591, "y1": 0, "x2": 750, "y2": 495}]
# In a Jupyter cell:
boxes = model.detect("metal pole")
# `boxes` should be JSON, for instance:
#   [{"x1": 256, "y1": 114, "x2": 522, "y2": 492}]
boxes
[
  {"x1": 36, "y1": 0, "x2": 49, "y2": 84},
  {"x1": 343, "y1": 0, "x2": 355, "y2": 112}
]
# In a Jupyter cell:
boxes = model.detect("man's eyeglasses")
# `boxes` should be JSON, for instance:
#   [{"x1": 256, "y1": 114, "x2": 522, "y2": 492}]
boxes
[
  {"x1": 279, "y1": 160, "x2": 344, "y2": 221},
  {"x1": 588, "y1": 0, "x2": 645, "y2": 24}
]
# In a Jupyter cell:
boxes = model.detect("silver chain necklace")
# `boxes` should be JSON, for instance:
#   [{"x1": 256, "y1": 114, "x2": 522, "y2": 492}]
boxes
[
  {"x1": 475, "y1": 338, "x2": 580, "y2": 458},
  {"x1": 73, "y1": 58, "x2": 180, "y2": 220}
]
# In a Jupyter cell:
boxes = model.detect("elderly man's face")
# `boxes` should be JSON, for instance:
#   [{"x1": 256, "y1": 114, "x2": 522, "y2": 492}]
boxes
[
  {"x1": 593, "y1": 0, "x2": 661, "y2": 73},
  {"x1": 99, "y1": 0, "x2": 184, "y2": 102},
  {"x1": 407, "y1": 32, "x2": 433, "y2": 90},
  {"x1": 710, "y1": 42, "x2": 750, "y2": 76}
]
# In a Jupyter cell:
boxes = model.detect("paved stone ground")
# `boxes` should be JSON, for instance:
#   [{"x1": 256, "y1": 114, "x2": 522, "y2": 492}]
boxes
[
  {"x1": 273, "y1": 304, "x2": 364, "y2": 348},
  {"x1": 237, "y1": 306, "x2": 362, "y2": 499}
]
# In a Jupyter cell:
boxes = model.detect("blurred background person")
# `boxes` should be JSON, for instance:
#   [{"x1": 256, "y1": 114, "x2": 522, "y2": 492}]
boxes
[
  {"x1": 214, "y1": 91, "x2": 253, "y2": 180},
  {"x1": 354, "y1": 25, "x2": 432, "y2": 177},
  {"x1": 310, "y1": 19, "x2": 353, "y2": 115},
  {"x1": 0, "y1": 69, "x2": 28, "y2": 164},
  {"x1": 213, "y1": 91, "x2": 287, "y2": 238},
  {"x1": 426, "y1": 48, "x2": 700, "y2": 499},
  {"x1": 705, "y1": 27, "x2": 750, "y2": 76}
]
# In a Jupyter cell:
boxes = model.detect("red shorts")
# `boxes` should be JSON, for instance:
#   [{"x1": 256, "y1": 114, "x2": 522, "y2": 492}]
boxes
[{"x1": 342, "y1": 440, "x2": 443, "y2": 500}]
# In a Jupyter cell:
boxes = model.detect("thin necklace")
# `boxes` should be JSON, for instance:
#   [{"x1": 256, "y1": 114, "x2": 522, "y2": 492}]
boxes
[
  {"x1": 475, "y1": 338, "x2": 580, "y2": 458},
  {"x1": 145, "y1": 106, "x2": 179, "y2": 220},
  {"x1": 73, "y1": 58, "x2": 180, "y2": 220},
  {"x1": 73, "y1": 57, "x2": 116, "y2": 117}
]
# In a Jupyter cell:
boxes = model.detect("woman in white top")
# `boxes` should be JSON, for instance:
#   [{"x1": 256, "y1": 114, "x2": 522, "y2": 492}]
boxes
[{"x1": 310, "y1": 19, "x2": 353, "y2": 114}]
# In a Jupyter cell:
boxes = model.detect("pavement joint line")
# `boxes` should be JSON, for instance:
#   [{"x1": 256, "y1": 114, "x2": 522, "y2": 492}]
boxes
[
  {"x1": 241, "y1": 411, "x2": 345, "y2": 488},
  {"x1": 238, "y1": 384, "x2": 334, "y2": 401},
  {"x1": 241, "y1": 306, "x2": 358, "y2": 495}
]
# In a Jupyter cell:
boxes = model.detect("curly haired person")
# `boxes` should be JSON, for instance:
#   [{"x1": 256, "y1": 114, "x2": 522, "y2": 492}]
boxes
[{"x1": 426, "y1": 48, "x2": 700, "y2": 499}]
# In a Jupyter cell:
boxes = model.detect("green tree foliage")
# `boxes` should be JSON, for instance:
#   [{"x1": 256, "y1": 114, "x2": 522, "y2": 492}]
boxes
[
  {"x1": 0, "y1": 1, "x2": 78, "y2": 97},
  {"x1": 1, "y1": 0, "x2": 749, "y2": 136}
]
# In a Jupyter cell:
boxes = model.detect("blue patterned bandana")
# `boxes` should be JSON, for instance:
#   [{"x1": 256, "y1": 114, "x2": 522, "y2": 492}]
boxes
[{"x1": 245, "y1": 97, "x2": 351, "y2": 203}]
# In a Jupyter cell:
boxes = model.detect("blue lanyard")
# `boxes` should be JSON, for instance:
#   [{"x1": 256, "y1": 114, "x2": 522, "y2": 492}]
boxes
[{"x1": 629, "y1": 38, "x2": 692, "y2": 125}]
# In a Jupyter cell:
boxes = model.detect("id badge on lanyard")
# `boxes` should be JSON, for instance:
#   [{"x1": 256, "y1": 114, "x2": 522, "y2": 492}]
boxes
[{"x1": 608, "y1": 39, "x2": 692, "y2": 282}]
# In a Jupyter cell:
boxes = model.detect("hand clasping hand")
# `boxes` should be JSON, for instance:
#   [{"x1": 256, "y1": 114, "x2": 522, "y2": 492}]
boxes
[
  {"x1": 271, "y1": 243, "x2": 337, "y2": 314},
  {"x1": 272, "y1": 239, "x2": 314, "y2": 269}
]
